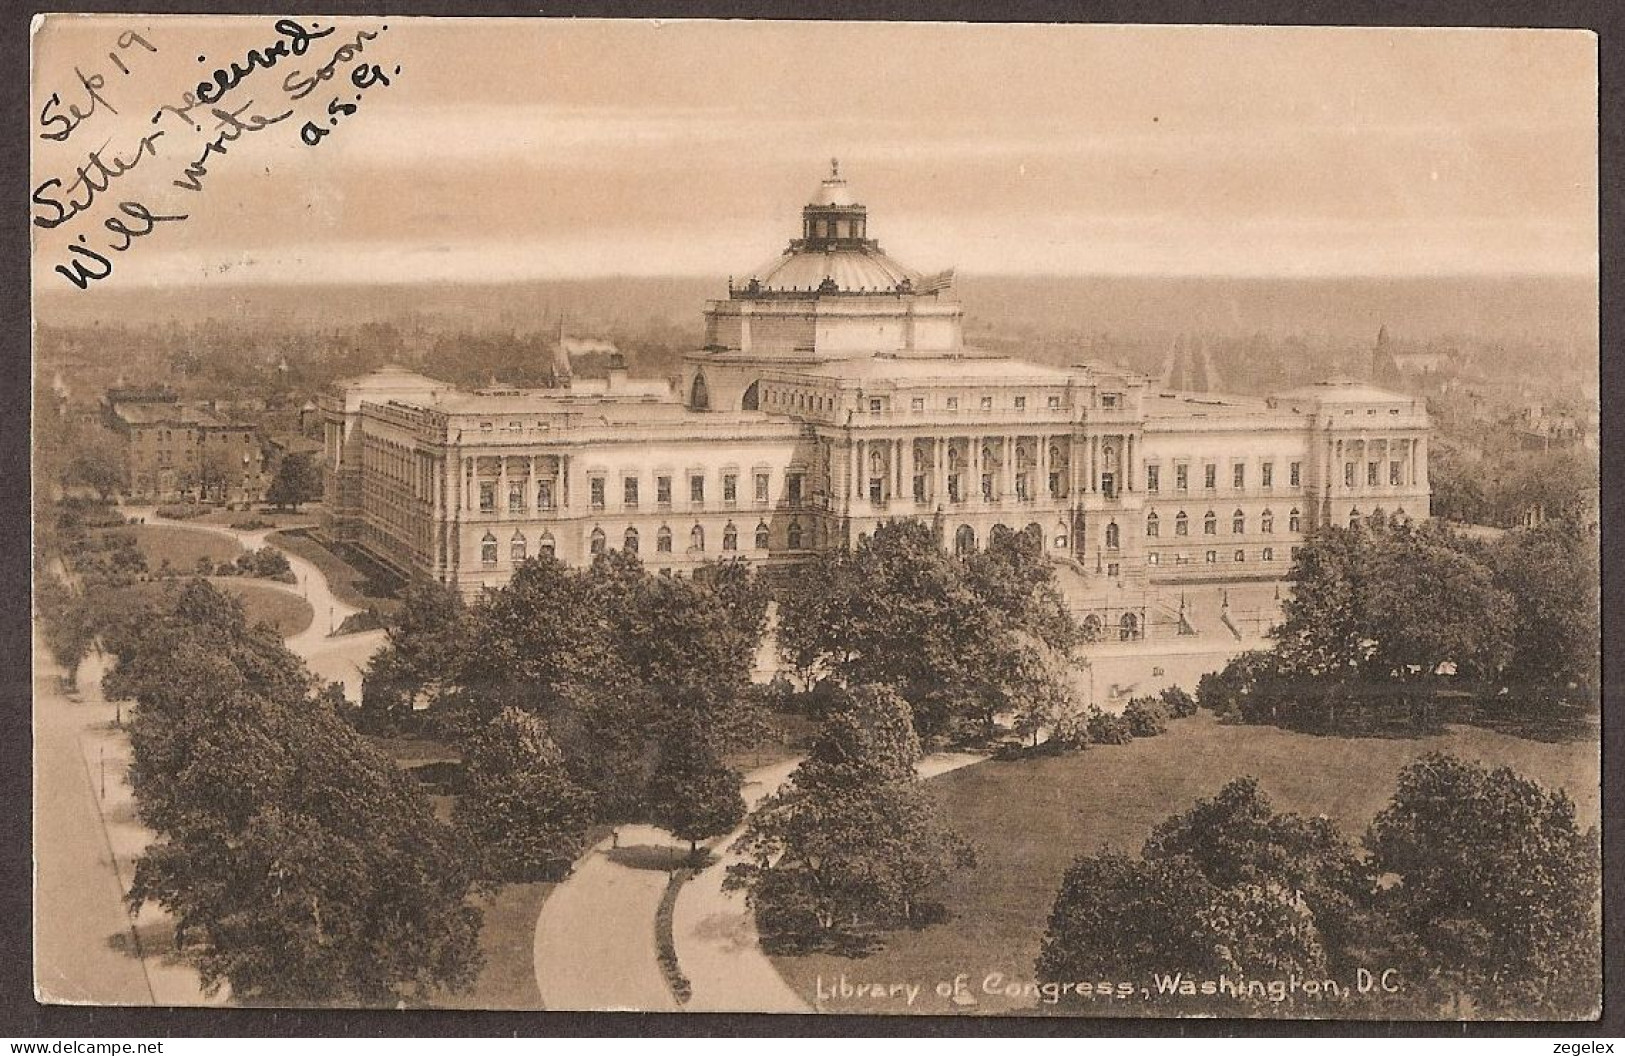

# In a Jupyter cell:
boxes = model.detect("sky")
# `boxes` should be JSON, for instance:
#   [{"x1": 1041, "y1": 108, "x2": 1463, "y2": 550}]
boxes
[{"x1": 30, "y1": 17, "x2": 1598, "y2": 289}]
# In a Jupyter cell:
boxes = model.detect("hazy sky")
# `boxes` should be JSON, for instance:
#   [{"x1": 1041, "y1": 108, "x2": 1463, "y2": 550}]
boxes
[{"x1": 30, "y1": 17, "x2": 1597, "y2": 289}]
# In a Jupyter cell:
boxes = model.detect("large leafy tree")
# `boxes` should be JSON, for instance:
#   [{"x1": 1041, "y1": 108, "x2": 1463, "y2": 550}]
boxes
[
  {"x1": 1481, "y1": 524, "x2": 1600, "y2": 705},
  {"x1": 726, "y1": 685, "x2": 974, "y2": 949},
  {"x1": 265, "y1": 451, "x2": 324, "y2": 511},
  {"x1": 453, "y1": 708, "x2": 596, "y2": 882},
  {"x1": 1366, "y1": 753, "x2": 1600, "y2": 1018},
  {"x1": 114, "y1": 581, "x2": 483, "y2": 1004},
  {"x1": 645, "y1": 737, "x2": 746, "y2": 860}
]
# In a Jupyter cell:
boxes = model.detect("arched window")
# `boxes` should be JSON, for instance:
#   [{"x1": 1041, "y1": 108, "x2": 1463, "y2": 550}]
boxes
[
  {"x1": 539, "y1": 531, "x2": 555, "y2": 556},
  {"x1": 624, "y1": 527, "x2": 639, "y2": 554},
  {"x1": 954, "y1": 524, "x2": 976, "y2": 555},
  {"x1": 481, "y1": 532, "x2": 498, "y2": 565},
  {"x1": 690, "y1": 372, "x2": 710, "y2": 410},
  {"x1": 741, "y1": 381, "x2": 760, "y2": 411},
  {"x1": 1262, "y1": 547, "x2": 1275, "y2": 561},
  {"x1": 1261, "y1": 509, "x2": 1274, "y2": 533},
  {"x1": 690, "y1": 524, "x2": 705, "y2": 551},
  {"x1": 1119, "y1": 612, "x2": 1140, "y2": 641},
  {"x1": 723, "y1": 522, "x2": 738, "y2": 551},
  {"x1": 1175, "y1": 511, "x2": 1189, "y2": 536},
  {"x1": 590, "y1": 527, "x2": 606, "y2": 555},
  {"x1": 1348, "y1": 507, "x2": 1361, "y2": 528},
  {"x1": 755, "y1": 522, "x2": 770, "y2": 549},
  {"x1": 1234, "y1": 549, "x2": 1246, "y2": 562},
  {"x1": 1146, "y1": 512, "x2": 1160, "y2": 537},
  {"x1": 1081, "y1": 614, "x2": 1103, "y2": 642},
  {"x1": 1232, "y1": 509, "x2": 1246, "y2": 534},
  {"x1": 1289, "y1": 508, "x2": 1301, "y2": 533},
  {"x1": 654, "y1": 526, "x2": 673, "y2": 553},
  {"x1": 870, "y1": 450, "x2": 884, "y2": 474},
  {"x1": 510, "y1": 532, "x2": 527, "y2": 563},
  {"x1": 788, "y1": 520, "x2": 803, "y2": 549},
  {"x1": 1105, "y1": 522, "x2": 1120, "y2": 550},
  {"x1": 1204, "y1": 510, "x2": 1217, "y2": 535},
  {"x1": 1205, "y1": 549, "x2": 1217, "y2": 563}
]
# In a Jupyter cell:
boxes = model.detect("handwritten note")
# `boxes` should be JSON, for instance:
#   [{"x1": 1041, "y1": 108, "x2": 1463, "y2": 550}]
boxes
[{"x1": 31, "y1": 16, "x2": 403, "y2": 290}]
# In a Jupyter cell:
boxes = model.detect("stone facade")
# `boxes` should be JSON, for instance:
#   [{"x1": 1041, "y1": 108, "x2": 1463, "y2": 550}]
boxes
[{"x1": 322, "y1": 166, "x2": 1431, "y2": 631}]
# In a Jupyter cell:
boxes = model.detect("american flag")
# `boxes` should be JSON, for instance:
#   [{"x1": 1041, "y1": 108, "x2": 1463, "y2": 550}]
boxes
[{"x1": 916, "y1": 267, "x2": 955, "y2": 294}]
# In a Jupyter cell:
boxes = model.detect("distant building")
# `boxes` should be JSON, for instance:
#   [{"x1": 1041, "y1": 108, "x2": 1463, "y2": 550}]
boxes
[
  {"x1": 322, "y1": 165, "x2": 1432, "y2": 635},
  {"x1": 105, "y1": 389, "x2": 266, "y2": 503}
]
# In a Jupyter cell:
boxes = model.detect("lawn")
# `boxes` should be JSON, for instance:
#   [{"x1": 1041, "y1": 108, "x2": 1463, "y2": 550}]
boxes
[
  {"x1": 121, "y1": 524, "x2": 243, "y2": 571},
  {"x1": 266, "y1": 528, "x2": 403, "y2": 619},
  {"x1": 769, "y1": 712, "x2": 1600, "y2": 1016},
  {"x1": 432, "y1": 881, "x2": 555, "y2": 1010},
  {"x1": 99, "y1": 578, "x2": 313, "y2": 639}
]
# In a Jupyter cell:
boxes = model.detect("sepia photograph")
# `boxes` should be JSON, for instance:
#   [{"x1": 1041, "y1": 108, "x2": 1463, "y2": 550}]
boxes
[{"x1": 28, "y1": 16, "x2": 1601, "y2": 1021}]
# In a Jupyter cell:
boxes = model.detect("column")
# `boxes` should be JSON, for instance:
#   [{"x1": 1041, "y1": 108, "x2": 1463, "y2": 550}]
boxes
[
  {"x1": 562, "y1": 454, "x2": 571, "y2": 511},
  {"x1": 972, "y1": 437, "x2": 982, "y2": 500},
  {"x1": 895, "y1": 438, "x2": 905, "y2": 500},
  {"x1": 464, "y1": 457, "x2": 474, "y2": 512},
  {"x1": 1003, "y1": 435, "x2": 1015, "y2": 500},
  {"x1": 1090, "y1": 435, "x2": 1099, "y2": 492},
  {"x1": 1417, "y1": 435, "x2": 1429, "y2": 490},
  {"x1": 1127, "y1": 435, "x2": 1135, "y2": 493},
  {"x1": 1038, "y1": 436, "x2": 1050, "y2": 501}
]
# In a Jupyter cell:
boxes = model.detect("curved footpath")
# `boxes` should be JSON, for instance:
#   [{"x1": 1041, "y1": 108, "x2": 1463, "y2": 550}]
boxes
[{"x1": 533, "y1": 749, "x2": 987, "y2": 1013}]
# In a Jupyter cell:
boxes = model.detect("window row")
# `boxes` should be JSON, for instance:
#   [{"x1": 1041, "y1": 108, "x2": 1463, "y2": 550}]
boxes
[
  {"x1": 868, "y1": 393, "x2": 1068, "y2": 415},
  {"x1": 479, "y1": 521, "x2": 808, "y2": 564},
  {"x1": 1144, "y1": 547, "x2": 1294, "y2": 566},
  {"x1": 1344, "y1": 460, "x2": 1409, "y2": 488},
  {"x1": 1144, "y1": 461, "x2": 1302, "y2": 494},
  {"x1": 1142, "y1": 508, "x2": 1302, "y2": 539}
]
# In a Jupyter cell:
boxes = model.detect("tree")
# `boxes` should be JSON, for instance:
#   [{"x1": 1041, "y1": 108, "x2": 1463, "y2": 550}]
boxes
[
  {"x1": 1039, "y1": 779, "x2": 1374, "y2": 1011},
  {"x1": 266, "y1": 451, "x2": 324, "y2": 511},
  {"x1": 725, "y1": 685, "x2": 974, "y2": 949},
  {"x1": 112, "y1": 580, "x2": 484, "y2": 1004},
  {"x1": 453, "y1": 708, "x2": 596, "y2": 881},
  {"x1": 645, "y1": 740, "x2": 745, "y2": 860},
  {"x1": 1481, "y1": 524, "x2": 1600, "y2": 706},
  {"x1": 360, "y1": 576, "x2": 472, "y2": 731},
  {"x1": 65, "y1": 426, "x2": 126, "y2": 501},
  {"x1": 1366, "y1": 753, "x2": 1600, "y2": 1018},
  {"x1": 35, "y1": 574, "x2": 91, "y2": 688}
]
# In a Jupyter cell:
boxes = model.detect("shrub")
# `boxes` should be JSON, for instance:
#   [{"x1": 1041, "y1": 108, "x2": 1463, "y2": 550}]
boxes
[
  {"x1": 231, "y1": 519, "x2": 274, "y2": 532},
  {"x1": 1159, "y1": 685, "x2": 1199, "y2": 718},
  {"x1": 236, "y1": 547, "x2": 294, "y2": 580},
  {"x1": 1084, "y1": 706, "x2": 1133, "y2": 745},
  {"x1": 1122, "y1": 697, "x2": 1170, "y2": 737}
]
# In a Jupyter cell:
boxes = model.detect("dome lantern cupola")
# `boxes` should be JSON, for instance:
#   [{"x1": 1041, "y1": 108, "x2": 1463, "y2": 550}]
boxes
[{"x1": 797, "y1": 158, "x2": 871, "y2": 248}]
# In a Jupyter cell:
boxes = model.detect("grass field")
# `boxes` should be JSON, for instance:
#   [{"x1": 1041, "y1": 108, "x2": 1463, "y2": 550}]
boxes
[
  {"x1": 100, "y1": 578, "x2": 314, "y2": 639},
  {"x1": 769, "y1": 712, "x2": 1600, "y2": 1016},
  {"x1": 122, "y1": 524, "x2": 243, "y2": 570}
]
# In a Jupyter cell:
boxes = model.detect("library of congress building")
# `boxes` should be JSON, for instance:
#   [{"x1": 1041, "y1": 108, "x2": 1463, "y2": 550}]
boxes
[{"x1": 322, "y1": 166, "x2": 1431, "y2": 639}]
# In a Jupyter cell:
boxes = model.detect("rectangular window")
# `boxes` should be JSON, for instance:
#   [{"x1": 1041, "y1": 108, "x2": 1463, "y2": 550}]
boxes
[
  {"x1": 980, "y1": 396, "x2": 993, "y2": 410},
  {"x1": 1233, "y1": 464, "x2": 1245, "y2": 489},
  {"x1": 1107, "y1": 562, "x2": 1120, "y2": 578},
  {"x1": 509, "y1": 483, "x2": 525, "y2": 513},
  {"x1": 910, "y1": 397, "x2": 925, "y2": 413},
  {"x1": 480, "y1": 481, "x2": 496, "y2": 513},
  {"x1": 657, "y1": 475, "x2": 672, "y2": 505},
  {"x1": 913, "y1": 475, "x2": 927, "y2": 502},
  {"x1": 690, "y1": 474, "x2": 705, "y2": 504},
  {"x1": 1344, "y1": 462, "x2": 1356, "y2": 488},
  {"x1": 624, "y1": 476, "x2": 639, "y2": 507},
  {"x1": 787, "y1": 474, "x2": 803, "y2": 504},
  {"x1": 538, "y1": 481, "x2": 554, "y2": 509},
  {"x1": 1390, "y1": 461, "x2": 1402, "y2": 486},
  {"x1": 946, "y1": 397, "x2": 960, "y2": 411},
  {"x1": 755, "y1": 472, "x2": 770, "y2": 503},
  {"x1": 1204, "y1": 464, "x2": 1217, "y2": 490},
  {"x1": 869, "y1": 398, "x2": 883, "y2": 413},
  {"x1": 1047, "y1": 395, "x2": 1061, "y2": 409},
  {"x1": 1014, "y1": 396, "x2": 1027, "y2": 411},
  {"x1": 1176, "y1": 464, "x2": 1189, "y2": 492},
  {"x1": 1368, "y1": 462, "x2": 1379, "y2": 486},
  {"x1": 589, "y1": 477, "x2": 605, "y2": 510},
  {"x1": 1148, "y1": 552, "x2": 1160, "y2": 565},
  {"x1": 1261, "y1": 462, "x2": 1274, "y2": 488},
  {"x1": 1290, "y1": 461, "x2": 1302, "y2": 487},
  {"x1": 723, "y1": 473, "x2": 737, "y2": 503},
  {"x1": 1101, "y1": 394, "x2": 1119, "y2": 409},
  {"x1": 1146, "y1": 465, "x2": 1160, "y2": 493}
]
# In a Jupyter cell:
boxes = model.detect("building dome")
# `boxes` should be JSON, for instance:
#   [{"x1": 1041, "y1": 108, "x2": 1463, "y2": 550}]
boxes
[{"x1": 734, "y1": 160, "x2": 927, "y2": 297}]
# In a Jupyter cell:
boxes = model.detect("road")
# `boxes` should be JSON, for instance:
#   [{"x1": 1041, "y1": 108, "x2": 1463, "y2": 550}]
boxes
[{"x1": 34, "y1": 509, "x2": 389, "y2": 1005}]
